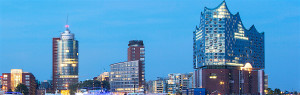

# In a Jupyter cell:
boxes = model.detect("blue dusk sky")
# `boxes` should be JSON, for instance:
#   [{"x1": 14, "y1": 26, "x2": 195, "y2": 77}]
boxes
[{"x1": 0, "y1": 0, "x2": 299, "y2": 91}]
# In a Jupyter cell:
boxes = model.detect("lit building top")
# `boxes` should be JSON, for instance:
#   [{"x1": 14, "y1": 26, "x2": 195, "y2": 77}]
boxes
[
  {"x1": 61, "y1": 24, "x2": 75, "y2": 40},
  {"x1": 193, "y1": 1, "x2": 265, "y2": 69}
]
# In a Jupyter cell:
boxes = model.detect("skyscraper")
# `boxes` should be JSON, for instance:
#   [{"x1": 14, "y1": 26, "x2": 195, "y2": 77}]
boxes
[
  {"x1": 128, "y1": 40, "x2": 145, "y2": 90},
  {"x1": 109, "y1": 40, "x2": 145, "y2": 93},
  {"x1": 193, "y1": 1, "x2": 265, "y2": 94},
  {"x1": 52, "y1": 25, "x2": 79, "y2": 91}
]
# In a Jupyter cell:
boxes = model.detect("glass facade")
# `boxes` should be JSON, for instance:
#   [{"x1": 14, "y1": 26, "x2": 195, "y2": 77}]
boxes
[
  {"x1": 193, "y1": 1, "x2": 264, "y2": 69},
  {"x1": 110, "y1": 60, "x2": 140, "y2": 93},
  {"x1": 10, "y1": 69, "x2": 22, "y2": 91},
  {"x1": 53, "y1": 27, "x2": 79, "y2": 90}
]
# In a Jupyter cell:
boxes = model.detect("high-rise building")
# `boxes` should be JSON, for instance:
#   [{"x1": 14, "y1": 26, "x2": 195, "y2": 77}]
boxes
[
  {"x1": 1, "y1": 69, "x2": 37, "y2": 95},
  {"x1": 52, "y1": 25, "x2": 79, "y2": 91},
  {"x1": 109, "y1": 40, "x2": 145, "y2": 93},
  {"x1": 193, "y1": 1, "x2": 264, "y2": 69},
  {"x1": 128, "y1": 40, "x2": 145, "y2": 90},
  {"x1": 193, "y1": 1, "x2": 265, "y2": 94}
]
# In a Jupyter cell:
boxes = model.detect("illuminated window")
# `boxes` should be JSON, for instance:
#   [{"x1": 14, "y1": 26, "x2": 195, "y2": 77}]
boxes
[{"x1": 209, "y1": 73, "x2": 217, "y2": 79}]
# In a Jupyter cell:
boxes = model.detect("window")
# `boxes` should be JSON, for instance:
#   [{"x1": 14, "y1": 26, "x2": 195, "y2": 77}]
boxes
[
  {"x1": 140, "y1": 48, "x2": 145, "y2": 51},
  {"x1": 140, "y1": 58, "x2": 145, "y2": 61}
]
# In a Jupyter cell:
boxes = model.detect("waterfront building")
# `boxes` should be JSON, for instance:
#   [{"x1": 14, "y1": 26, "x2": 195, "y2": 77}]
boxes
[
  {"x1": 110, "y1": 60, "x2": 140, "y2": 93},
  {"x1": 1, "y1": 69, "x2": 37, "y2": 95},
  {"x1": 52, "y1": 24, "x2": 79, "y2": 91},
  {"x1": 128, "y1": 40, "x2": 145, "y2": 89},
  {"x1": 193, "y1": 1, "x2": 264, "y2": 70},
  {"x1": 166, "y1": 73, "x2": 193, "y2": 95},
  {"x1": 192, "y1": 1, "x2": 265, "y2": 94},
  {"x1": 109, "y1": 40, "x2": 145, "y2": 93},
  {"x1": 148, "y1": 77, "x2": 167, "y2": 94}
]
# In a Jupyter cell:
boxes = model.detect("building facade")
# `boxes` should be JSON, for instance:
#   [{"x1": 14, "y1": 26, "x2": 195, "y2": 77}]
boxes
[
  {"x1": 146, "y1": 73, "x2": 193, "y2": 95},
  {"x1": 52, "y1": 25, "x2": 79, "y2": 91},
  {"x1": 110, "y1": 60, "x2": 140, "y2": 93},
  {"x1": 1, "y1": 69, "x2": 37, "y2": 95},
  {"x1": 193, "y1": 1, "x2": 265, "y2": 94},
  {"x1": 128, "y1": 40, "x2": 145, "y2": 90},
  {"x1": 0, "y1": 75, "x2": 2, "y2": 90},
  {"x1": 96, "y1": 72, "x2": 109, "y2": 82},
  {"x1": 148, "y1": 77, "x2": 167, "y2": 94},
  {"x1": 109, "y1": 40, "x2": 145, "y2": 93},
  {"x1": 193, "y1": 1, "x2": 264, "y2": 69},
  {"x1": 166, "y1": 73, "x2": 193, "y2": 95}
]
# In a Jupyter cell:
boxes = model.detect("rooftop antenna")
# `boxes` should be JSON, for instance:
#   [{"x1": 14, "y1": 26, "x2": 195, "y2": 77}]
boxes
[{"x1": 65, "y1": 15, "x2": 69, "y2": 30}]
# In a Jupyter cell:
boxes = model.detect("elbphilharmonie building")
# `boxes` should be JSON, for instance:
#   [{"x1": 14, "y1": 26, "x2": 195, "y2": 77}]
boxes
[
  {"x1": 193, "y1": 1, "x2": 266, "y2": 94},
  {"x1": 193, "y1": 1, "x2": 264, "y2": 69}
]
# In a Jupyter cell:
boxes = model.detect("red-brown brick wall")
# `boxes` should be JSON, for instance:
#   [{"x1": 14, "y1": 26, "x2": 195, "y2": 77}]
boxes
[{"x1": 202, "y1": 69, "x2": 262, "y2": 94}]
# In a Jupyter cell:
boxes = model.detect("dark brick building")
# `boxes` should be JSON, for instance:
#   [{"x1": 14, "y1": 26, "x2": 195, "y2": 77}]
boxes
[
  {"x1": 1, "y1": 69, "x2": 37, "y2": 95},
  {"x1": 199, "y1": 67, "x2": 264, "y2": 94},
  {"x1": 128, "y1": 40, "x2": 145, "y2": 90}
]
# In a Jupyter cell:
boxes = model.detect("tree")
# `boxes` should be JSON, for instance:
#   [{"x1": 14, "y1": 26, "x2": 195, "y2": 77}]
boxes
[
  {"x1": 274, "y1": 88, "x2": 281, "y2": 94},
  {"x1": 7, "y1": 89, "x2": 13, "y2": 92},
  {"x1": 69, "y1": 83, "x2": 82, "y2": 95},
  {"x1": 266, "y1": 88, "x2": 274, "y2": 95},
  {"x1": 68, "y1": 80, "x2": 110, "y2": 95},
  {"x1": 101, "y1": 80, "x2": 110, "y2": 90},
  {"x1": 15, "y1": 83, "x2": 29, "y2": 95},
  {"x1": 81, "y1": 80, "x2": 101, "y2": 88}
]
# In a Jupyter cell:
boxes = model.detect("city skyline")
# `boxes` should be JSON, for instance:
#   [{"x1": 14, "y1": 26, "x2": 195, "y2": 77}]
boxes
[{"x1": 0, "y1": 0, "x2": 299, "y2": 92}]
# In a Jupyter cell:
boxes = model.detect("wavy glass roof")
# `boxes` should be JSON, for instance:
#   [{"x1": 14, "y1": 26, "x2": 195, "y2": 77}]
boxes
[{"x1": 203, "y1": 1, "x2": 262, "y2": 34}]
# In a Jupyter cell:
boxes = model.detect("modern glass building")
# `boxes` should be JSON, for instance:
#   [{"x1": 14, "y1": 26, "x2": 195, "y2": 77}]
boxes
[
  {"x1": 193, "y1": 1, "x2": 264, "y2": 69},
  {"x1": 109, "y1": 60, "x2": 140, "y2": 93},
  {"x1": 52, "y1": 25, "x2": 79, "y2": 90}
]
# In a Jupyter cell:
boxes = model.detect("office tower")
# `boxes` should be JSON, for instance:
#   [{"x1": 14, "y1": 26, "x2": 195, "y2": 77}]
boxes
[
  {"x1": 127, "y1": 40, "x2": 145, "y2": 90},
  {"x1": 193, "y1": 1, "x2": 265, "y2": 94},
  {"x1": 1, "y1": 69, "x2": 37, "y2": 95},
  {"x1": 109, "y1": 40, "x2": 145, "y2": 93},
  {"x1": 52, "y1": 25, "x2": 79, "y2": 91},
  {"x1": 110, "y1": 60, "x2": 140, "y2": 93}
]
